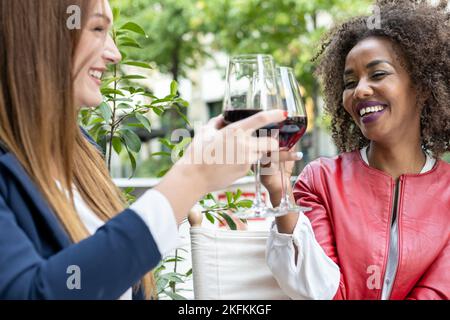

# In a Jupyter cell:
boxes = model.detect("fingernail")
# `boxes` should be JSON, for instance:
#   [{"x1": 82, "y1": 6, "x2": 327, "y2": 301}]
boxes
[
  {"x1": 296, "y1": 152, "x2": 303, "y2": 160},
  {"x1": 283, "y1": 111, "x2": 288, "y2": 118}
]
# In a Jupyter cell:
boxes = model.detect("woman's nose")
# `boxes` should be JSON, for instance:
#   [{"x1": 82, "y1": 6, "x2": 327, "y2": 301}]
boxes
[
  {"x1": 103, "y1": 35, "x2": 122, "y2": 65},
  {"x1": 353, "y1": 79, "x2": 374, "y2": 99}
]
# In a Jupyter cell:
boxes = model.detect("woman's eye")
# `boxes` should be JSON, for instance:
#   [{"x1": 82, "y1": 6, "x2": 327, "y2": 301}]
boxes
[
  {"x1": 372, "y1": 72, "x2": 387, "y2": 79},
  {"x1": 344, "y1": 81, "x2": 356, "y2": 89},
  {"x1": 93, "y1": 26, "x2": 106, "y2": 33}
]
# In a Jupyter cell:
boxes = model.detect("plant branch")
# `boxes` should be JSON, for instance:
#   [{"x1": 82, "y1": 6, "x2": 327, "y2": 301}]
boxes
[{"x1": 107, "y1": 29, "x2": 118, "y2": 172}]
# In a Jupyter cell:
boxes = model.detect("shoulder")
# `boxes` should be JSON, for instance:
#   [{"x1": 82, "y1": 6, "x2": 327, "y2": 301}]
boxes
[
  {"x1": 294, "y1": 151, "x2": 360, "y2": 195},
  {"x1": 80, "y1": 126, "x2": 102, "y2": 152},
  {"x1": 436, "y1": 159, "x2": 450, "y2": 172},
  {"x1": 434, "y1": 159, "x2": 450, "y2": 183},
  {"x1": 302, "y1": 151, "x2": 360, "y2": 179}
]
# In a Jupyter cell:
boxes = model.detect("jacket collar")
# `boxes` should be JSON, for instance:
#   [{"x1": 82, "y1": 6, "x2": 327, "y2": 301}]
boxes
[
  {"x1": 0, "y1": 126, "x2": 97, "y2": 248},
  {"x1": 0, "y1": 148, "x2": 72, "y2": 248}
]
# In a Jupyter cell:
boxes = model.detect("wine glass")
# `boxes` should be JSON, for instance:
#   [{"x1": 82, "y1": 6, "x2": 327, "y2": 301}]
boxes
[
  {"x1": 270, "y1": 66, "x2": 311, "y2": 215},
  {"x1": 222, "y1": 54, "x2": 280, "y2": 218}
]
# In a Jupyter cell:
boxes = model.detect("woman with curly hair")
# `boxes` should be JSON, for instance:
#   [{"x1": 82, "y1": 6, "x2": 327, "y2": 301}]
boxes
[{"x1": 263, "y1": 0, "x2": 449, "y2": 299}]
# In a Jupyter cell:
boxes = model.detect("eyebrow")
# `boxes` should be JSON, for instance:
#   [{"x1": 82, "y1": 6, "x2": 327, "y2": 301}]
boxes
[
  {"x1": 91, "y1": 13, "x2": 112, "y2": 24},
  {"x1": 344, "y1": 59, "x2": 394, "y2": 76}
]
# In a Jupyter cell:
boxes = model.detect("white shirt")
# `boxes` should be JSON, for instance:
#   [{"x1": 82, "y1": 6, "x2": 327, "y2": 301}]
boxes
[
  {"x1": 73, "y1": 188, "x2": 178, "y2": 300},
  {"x1": 266, "y1": 148, "x2": 436, "y2": 300}
]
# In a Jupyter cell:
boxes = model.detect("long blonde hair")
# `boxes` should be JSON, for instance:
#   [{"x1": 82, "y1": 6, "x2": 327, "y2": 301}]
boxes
[{"x1": 0, "y1": 0, "x2": 156, "y2": 299}]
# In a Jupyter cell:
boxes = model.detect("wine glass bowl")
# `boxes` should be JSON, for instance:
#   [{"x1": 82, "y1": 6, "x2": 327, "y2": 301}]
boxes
[
  {"x1": 222, "y1": 54, "x2": 280, "y2": 218},
  {"x1": 273, "y1": 66, "x2": 311, "y2": 214}
]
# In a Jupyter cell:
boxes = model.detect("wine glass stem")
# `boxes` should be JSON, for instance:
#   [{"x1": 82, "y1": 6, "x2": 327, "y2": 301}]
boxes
[
  {"x1": 253, "y1": 159, "x2": 264, "y2": 211},
  {"x1": 279, "y1": 161, "x2": 290, "y2": 209}
]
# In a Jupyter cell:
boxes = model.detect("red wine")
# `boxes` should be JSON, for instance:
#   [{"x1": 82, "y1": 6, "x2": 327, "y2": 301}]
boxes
[
  {"x1": 223, "y1": 109, "x2": 307, "y2": 149},
  {"x1": 223, "y1": 109, "x2": 262, "y2": 124},
  {"x1": 275, "y1": 116, "x2": 307, "y2": 150}
]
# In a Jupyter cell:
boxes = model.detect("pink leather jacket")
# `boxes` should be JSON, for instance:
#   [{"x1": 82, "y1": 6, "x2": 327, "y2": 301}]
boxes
[{"x1": 293, "y1": 151, "x2": 450, "y2": 299}]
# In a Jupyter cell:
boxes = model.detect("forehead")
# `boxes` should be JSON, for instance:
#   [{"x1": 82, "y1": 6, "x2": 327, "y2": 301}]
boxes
[
  {"x1": 92, "y1": 0, "x2": 113, "y2": 21},
  {"x1": 345, "y1": 37, "x2": 398, "y2": 67}
]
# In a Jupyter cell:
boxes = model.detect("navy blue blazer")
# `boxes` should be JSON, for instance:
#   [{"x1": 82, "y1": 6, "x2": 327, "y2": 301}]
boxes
[{"x1": 0, "y1": 130, "x2": 161, "y2": 299}]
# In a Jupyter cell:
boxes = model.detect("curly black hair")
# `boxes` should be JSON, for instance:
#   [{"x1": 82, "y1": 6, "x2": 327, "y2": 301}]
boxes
[{"x1": 314, "y1": 0, "x2": 450, "y2": 158}]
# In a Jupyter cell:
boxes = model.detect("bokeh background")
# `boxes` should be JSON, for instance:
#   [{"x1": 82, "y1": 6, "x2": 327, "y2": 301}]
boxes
[{"x1": 105, "y1": 0, "x2": 449, "y2": 179}]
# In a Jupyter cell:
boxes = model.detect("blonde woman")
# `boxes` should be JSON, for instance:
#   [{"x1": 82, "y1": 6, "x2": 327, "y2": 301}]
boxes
[{"x1": 0, "y1": 0, "x2": 296, "y2": 299}]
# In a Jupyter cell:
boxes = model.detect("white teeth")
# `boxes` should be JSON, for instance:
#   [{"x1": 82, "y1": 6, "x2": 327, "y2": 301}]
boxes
[
  {"x1": 89, "y1": 70, "x2": 102, "y2": 80},
  {"x1": 359, "y1": 105, "x2": 385, "y2": 117}
]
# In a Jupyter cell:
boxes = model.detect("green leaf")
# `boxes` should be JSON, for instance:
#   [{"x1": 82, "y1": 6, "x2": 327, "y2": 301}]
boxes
[
  {"x1": 101, "y1": 77, "x2": 120, "y2": 87},
  {"x1": 237, "y1": 199, "x2": 253, "y2": 208},
  {"x1": 157, "y1": 168, "x2": 170, "y2": 178},
  {"x1": 172, "y1": 137, "x2": 191, "y2": 159},
  {"x1": 88, "y1": 122, "x2": 103, "y2": 141},
  {"x1": 152, "y1": 106, "x2": 164, "y2": 116},
  {"x1": 226, "y1": 192, "x2": 233, "y2": 205},
  {"x1": 206, "y1": 193, "x2": 216, "y2": 202},
  {"x1": 218, "y1": 212, "x2": 237, "y2": 230},
  {"x1": 112, "y1": 98, "x2": 133, "y2": 103},
  {"x1": 97, "y1": 133, "x2": 107, "y2": 153},
  {"x1": 204, "y1": 212, "x2": 215, "y2": 224},
  {"x1": 135, "y1": 113, "x2": 152, "y2": 133},
  {"x1": 119, "y1": 41, "x2": 142, "y2": 49},
  {"x1": 123, "y1": 123, "x2": 144, "y2": 129},
  {"x1": 112, "y1": 7, "x2": 120, "y2": 22},
  {"x1": 124, "y1": 187, "x2": 134, "y2": 194},
  {"x1": 170, "y1": 80, "x2": 178, "y2": 96},
  {"x1": 119, "y1": 22, "x2": 146, "y2": 36},
  {"x1": 119, "y1": 50, "x2": 128, "y2": 61},
  {"x1": 121, "y1": 75, "x2": 147, "y2": 80},
  {"x1": 142, "y1": 92, "x2": 157, "y2": 99},
  {"x1": 115, "y1": 30, "x2": 127, "y2": 37},
  {"x1": 185, "y1": 268, "x2": 192, "y2": 277},
  {"x1": 101, "y1": 88, "x2": 124, "y2": 96},
  {"x1": 233, "y1": 189, "x2": 243, "y2": 201},
  {"x1": 122, "y1": 129, "x2": 141, "y2": 153},
  {"x1": 127, "y1": 150, "x2": 137, "y2": 177},
  {"x1": 164, "y1": 257, "x2": 185, "y2": 263},
  {"x1": 175, "y1": 108, "x2": 190, "y2": 126},
  {"x1": 164, "y1": 274, "x2": 184, "y2": 283},
  {"x1": 228, "y1": 203, "x2": 237, "y2": 209},
  {"x1": 151, "y1": 151, "x2": 172, "y2": 157},
  {"x1": 90, "y1": 118, "x2": 107, "y2": 125},
  {"x1": 175, "y1": 98, "x2": 189, "y2": 107},
  {"x1": 117, "y1": 103, "x2": 133, "y2": 110},
  {"x1": 79, "y1": 109, "x2": 91, "y2": 126},
  {"x1": 111, "y1": 136, "x2": 122, "y2": 154},
  {"x1": 156, "y1": 278, "x2": 169, "y2": 293},
  {"x1": 151, "y1": 97, "x2": 175, "y2": 105},
  {"x1": 122, "y1": 61, "x2": 152, "y2": 69},
  {"x1": 159, "y1": 138, "x2": 175, "y2": 150},
  {"x1": 98, "y1": 102, "x2": 112, "y2": 123},
  {"x1": 117, "y1": 35, "x2": 140, "y2": 44}
]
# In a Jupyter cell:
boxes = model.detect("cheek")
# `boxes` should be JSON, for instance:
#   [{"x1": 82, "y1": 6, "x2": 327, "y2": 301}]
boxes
[
  {"x1": 73, "y1": 71, "x2": 102, "y2": 107},
  {"x1": 342, "y1": 91, "x2": 354, "y2": 115}
]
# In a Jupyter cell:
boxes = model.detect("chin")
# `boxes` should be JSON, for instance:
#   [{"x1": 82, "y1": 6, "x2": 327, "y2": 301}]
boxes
[
  {"x1": 360, "y1": 129, "x2": 388, "y2": 144},
  {"x1": 79, "y1": 94, "x2": 103, "y2": 108}
]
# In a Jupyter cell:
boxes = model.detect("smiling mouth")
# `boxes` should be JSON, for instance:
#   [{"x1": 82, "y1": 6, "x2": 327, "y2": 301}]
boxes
[
  {"x1": 359, "y1": 105, "x2": 387, "y2": 118},
  {"x1": 89, "y1": 69, "x2": 103, "y2": 83}
]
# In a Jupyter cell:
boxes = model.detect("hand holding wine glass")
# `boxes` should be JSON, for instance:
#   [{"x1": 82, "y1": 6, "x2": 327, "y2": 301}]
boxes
[{"x1": 260, "y1": 148, "x2": 303, "y2": 204}]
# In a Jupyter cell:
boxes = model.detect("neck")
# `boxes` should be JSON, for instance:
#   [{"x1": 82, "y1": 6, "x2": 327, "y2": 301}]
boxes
[{"x1": 367, "y1": 141, "x2": 426, "y2": 180}]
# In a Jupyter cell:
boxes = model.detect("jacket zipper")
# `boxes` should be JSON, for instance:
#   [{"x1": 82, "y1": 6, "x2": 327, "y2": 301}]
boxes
[{"x1": 381, "y1": 177, "x2": 402, "y2": 300}]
